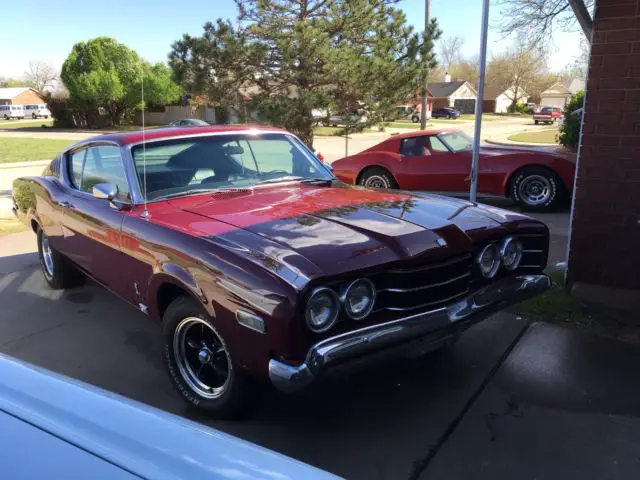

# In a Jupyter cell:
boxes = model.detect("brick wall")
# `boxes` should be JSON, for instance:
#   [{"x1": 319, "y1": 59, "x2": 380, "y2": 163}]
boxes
[
  {"x1": 567, "y1": 0, "x2": 640, "y2": 309},
  {"x1": 11, "y1": 90, "x2": 44, "y2": 105}
]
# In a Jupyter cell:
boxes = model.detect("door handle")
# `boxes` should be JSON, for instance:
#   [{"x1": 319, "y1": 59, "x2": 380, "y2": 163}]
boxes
[{"x1": 58, "y1": 201, "x2": 73, "y2": 208}]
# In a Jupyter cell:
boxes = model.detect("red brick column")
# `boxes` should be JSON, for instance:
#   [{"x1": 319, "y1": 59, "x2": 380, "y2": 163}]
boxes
[{"x1": 567, "y1": 0, "x2": 640, "y2": 310}]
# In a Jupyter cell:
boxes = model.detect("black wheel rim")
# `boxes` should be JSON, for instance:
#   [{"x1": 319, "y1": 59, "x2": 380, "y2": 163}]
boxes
[{"x1": 173, "y1": 317, "x2": 231, "y2": 399}]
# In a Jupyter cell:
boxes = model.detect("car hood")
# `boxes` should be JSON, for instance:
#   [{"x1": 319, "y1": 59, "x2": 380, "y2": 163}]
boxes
[{"x1": 168, "y1": 183, "x2": 538, "y2": 283}]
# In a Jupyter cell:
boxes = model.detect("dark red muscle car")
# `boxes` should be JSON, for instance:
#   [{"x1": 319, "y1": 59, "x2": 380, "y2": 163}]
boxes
[
  {"x1": 13, "y1": 125, "x2": 550, "y2": 418},
  {"x1": 331, "y1": 129, "x2": 575, "y2": 212}
]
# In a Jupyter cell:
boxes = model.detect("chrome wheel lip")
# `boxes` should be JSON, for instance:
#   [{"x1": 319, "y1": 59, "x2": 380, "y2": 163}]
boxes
[
  {"x1": 519, "y1": 174, "x2": 552, "y2": 206},
  {"x1": 173, "y1": 317, "x2": 231, "y2": 399},
  {"x1": 41, "y1": 235, "x2": 54, "y2": 277},
  {"x1": 363, "y1": 175, "x2": 390, "y2": 189}
]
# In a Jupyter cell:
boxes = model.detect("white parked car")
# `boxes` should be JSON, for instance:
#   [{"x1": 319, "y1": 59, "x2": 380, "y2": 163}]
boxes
[
  {"x1": 0, "y1": 105, "x2": 25, "y2": 119},
  {"x1": 24, "y1": 104, "x2": 51, "y2": 119}
]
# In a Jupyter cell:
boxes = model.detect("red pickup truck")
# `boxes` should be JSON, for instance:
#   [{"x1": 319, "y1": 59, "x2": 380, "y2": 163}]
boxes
[{"x1": 533, "y1": 106, "x2": 562, "y2": 125}]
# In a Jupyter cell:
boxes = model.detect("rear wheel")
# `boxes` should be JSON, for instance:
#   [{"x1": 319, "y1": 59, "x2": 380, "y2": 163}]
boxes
[
  {"x1": 358, "y1": 167, "x2": 399, "y2": 189},
  {"x1": 411, "y1": 115, "x2": 419, "y2": 123},
  {"x1": 509, "y1": 166, "x2": 565, "y2": 212},
  {"x1": 534, "y1": 120, "x2": 539, "y2": 125},
  {"x1": 162, "y1": 296, "x2": 254, "y2": 418},
  {"x1": 32, "y1": 113, "x2": 37, "y2": 119},
  {"x1": 37, "y1": 229, "x2": 83, "y2": 289}
]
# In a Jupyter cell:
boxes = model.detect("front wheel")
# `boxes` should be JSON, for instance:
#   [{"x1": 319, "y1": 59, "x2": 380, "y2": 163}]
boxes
[
  {"x1": 358, "y1": 167, "x2": 399, "y2": 189},
  {"x1": 534, "y1": 120, "x2": 539, "y2": 125},
  {"x1": 162, "y1": 296, "x2": 254, "y2": 418},
  {"x1": 509, "y1": 167, "x2": 565, "y2": 212},
  {"x1": 32, "y1": 113, "x2": 37, "y2": 119},
  {"x1": 411, "y1": 115, "x2": 419, "y2": 123},
  {"x1": 37, "y1": 229, "x2": 83, "y2": 289}
]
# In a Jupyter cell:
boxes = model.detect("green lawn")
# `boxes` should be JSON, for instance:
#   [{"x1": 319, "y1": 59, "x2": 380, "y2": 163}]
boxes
[
  {"x1": 0, "y1": 119, "x2": 54, "y2": 129},
  {"x1": 0, "y1": 138, "x2": 75, "y2": 163},
  {"x1": 0, "y1": 219, "x2": 27, "y2": 237},
  {"x1": 507, "y1": 129, "x2": 559, "y2": 145}
]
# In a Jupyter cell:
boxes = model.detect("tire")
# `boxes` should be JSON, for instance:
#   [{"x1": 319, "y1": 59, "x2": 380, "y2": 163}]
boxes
[
  {"x1": 509, "y1": 166, "x2": 566, "y2": 212},
  {"x1": 3, "y1": 115, "x2": 8, "y2": 120},
  {"x1": 37, "y1": 229, "x2": 83, "y2": 289},
  {"x1": 162, "y1": 296, "x2": 254, "y2": 418},
  {"x1": 534, "y1": 120, "x2": 539, "y2": 125},
  {"x1": 411, "y1": 115, "x2": 419, "y2": 123},
  {"x1": 32, "y1": 113, "x2": 37, "y2": 119},
  {"x1": 358, "y1": 167, "x2": 399, "y2": 189}
]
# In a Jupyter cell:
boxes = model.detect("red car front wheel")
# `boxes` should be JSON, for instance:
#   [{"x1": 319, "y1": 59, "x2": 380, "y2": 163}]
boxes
[{"x1": 359, "y1": 167, "x2": 399, "y2": 189}]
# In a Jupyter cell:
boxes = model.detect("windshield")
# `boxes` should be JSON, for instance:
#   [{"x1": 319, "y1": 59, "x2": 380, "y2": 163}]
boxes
[
  {"x1": 131, "y1": 133, "x2": 333, "y2": 200},
  {"x1": 439, "y1": 131, "x2": 472, "y2": 152}
]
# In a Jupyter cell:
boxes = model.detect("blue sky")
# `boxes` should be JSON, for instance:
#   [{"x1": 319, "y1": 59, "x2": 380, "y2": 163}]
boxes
[{"x1": 0, "y1": 0, "x2": 583, "y2": 78}]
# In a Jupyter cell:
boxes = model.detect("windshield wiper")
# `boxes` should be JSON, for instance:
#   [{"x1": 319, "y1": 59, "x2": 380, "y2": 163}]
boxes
[
  {"x1": 256, "y1": 176, "x2": 334, "y2": 186},
  {"x1": 153, "y1": 188, "x2": 222, "y2": 201}
]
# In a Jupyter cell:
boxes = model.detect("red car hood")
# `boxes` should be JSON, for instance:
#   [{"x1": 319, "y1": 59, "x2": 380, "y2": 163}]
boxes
[{"x1": 165, "y1": 183, "x2": 540, "y2": 280}]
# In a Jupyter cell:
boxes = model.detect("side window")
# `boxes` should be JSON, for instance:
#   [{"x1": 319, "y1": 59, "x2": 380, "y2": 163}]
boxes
[
  {"x1": 400, "y1": 137, "x2": 427, "y2": 156},
  {"x1": 81, "y1": 146, "x2": 130, "y2": 201},
  {"x1": 429, "y1": 136, "x2": 449, "y2": 153},
  {"x1": 69, "y1": 149, "x2": 86, "y2": 189}
]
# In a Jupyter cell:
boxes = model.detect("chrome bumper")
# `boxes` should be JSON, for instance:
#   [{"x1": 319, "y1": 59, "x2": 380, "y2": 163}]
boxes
[{"x1": 269, "y1": 274, "x2": 550, "y2": 393}]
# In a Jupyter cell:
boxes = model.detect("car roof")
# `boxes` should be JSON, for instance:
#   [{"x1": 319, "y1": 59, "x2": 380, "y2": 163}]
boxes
[
  {"x1": 73, "y1": 124, "x2": 288, "y2": 148},
  {"x1": 0, "y1": 354, "x2": 339, "y2": 480}
]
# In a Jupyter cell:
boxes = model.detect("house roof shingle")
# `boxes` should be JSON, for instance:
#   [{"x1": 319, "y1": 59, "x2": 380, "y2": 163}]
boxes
[{"x1": 427, "y1": 81, "x2": 468, "y2": 98}]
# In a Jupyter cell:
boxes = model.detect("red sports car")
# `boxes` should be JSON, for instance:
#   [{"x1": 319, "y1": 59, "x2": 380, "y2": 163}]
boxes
[{"x1": 331, "y1": 129, "x2": 575, "y2": 211}]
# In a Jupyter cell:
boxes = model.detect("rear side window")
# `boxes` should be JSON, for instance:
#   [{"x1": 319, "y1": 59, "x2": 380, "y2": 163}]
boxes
[
  {"x1": 69, "y1": 150, "x2": 85, "y2": 188},
  {"x1": 400, "y1": 137, "x2": 425, "y2": 156}
]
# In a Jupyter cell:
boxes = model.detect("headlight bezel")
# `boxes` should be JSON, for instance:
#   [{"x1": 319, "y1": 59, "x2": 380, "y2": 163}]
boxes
[
  {"x1": 500, "y1": 236, "x2": 524, "y2": 271},
  {"x1": 305, "y1": 286, "x2": 340, "y2": 333},
  {"x1": 476, "y1": 242, "x2": 501, "y2": 278},
  {"x1": 341, "y1": 278, "x2": 376, "y2": 320}
]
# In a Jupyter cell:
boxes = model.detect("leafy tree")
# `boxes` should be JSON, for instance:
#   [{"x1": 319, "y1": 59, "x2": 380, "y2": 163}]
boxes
[
  {"x1": 23, "y1": 61, "x2": 58, "y2": 93},
  {"x1": 559, "y1": 90, "x2": 584, "y2": 148},
  {"x1": 484, "y1": 36, "x2": 548, "y2": 111},
  {"x1": 169, "y1": 20, "x2": 265, "y2": 121},
  {"x1": 171, "y1": 0, "x2": 440, "y2": 146},
  {"x1": 61, "y1": 37, "x2": 181, "y2": 127}
]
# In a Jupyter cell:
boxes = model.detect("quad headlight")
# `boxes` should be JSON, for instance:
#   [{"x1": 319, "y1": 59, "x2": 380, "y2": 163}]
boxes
[
  {"x1": 342, "y1": 278, "x2": 376, "y2": 320},
  {"x1": 500, "y1": 236, "x2": 523, "y2": 271},
  {"x1": 476, "y1": 243, "x2": 501, "y2": 278},
  {"x1": 305, "y1": 287, "x2": 340, "y2": 333}
]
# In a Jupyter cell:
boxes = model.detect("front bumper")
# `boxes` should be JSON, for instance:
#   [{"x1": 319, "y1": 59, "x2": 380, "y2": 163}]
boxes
[{"x1": 269, "y1": 274, "x2": 550, "y2": 393}]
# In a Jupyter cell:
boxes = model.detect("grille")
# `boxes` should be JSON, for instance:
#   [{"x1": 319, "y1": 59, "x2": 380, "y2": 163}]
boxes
[
  {"x1": 371, "y1": 253, "x2": 472, "y2": 312},
  {"x1": 516, "y1": 232, "x2": 549, "y2": 271}
]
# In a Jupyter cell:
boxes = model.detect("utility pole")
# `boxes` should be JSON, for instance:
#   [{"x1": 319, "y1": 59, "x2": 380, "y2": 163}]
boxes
[
  {"x1": 469, "y1": 0, "x2": 490, "y2": 203},
  {"x1": 419, "y1": 0, "x2": 431, "y2": 130}
]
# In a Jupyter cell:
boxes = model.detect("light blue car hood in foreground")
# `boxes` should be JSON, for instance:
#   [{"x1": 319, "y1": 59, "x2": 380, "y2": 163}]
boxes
[{"x1": 0, "y1": 354, "x2": 341, "y2": 480}]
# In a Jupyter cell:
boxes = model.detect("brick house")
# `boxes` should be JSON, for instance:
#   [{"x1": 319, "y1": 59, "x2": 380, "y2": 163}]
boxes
[
  {"x1": 0, "y1": 88, "x2": 44, "y2": 106},
  {"x1": 567, "y1": 0, "x2": 640, "y2": 311}
]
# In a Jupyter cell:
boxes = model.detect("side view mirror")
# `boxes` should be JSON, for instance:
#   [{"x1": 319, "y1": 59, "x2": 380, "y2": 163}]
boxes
[
  {"x1": 92, "y1": 183, "x2": 118, "y2": 201},
  {"x1": 324, "y1": 163, "x2": 334, "y2": 173}
]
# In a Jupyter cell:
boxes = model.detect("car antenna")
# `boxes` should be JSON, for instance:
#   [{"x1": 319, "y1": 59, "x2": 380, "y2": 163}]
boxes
[{"x1": 140, "y1": 72, "x2": 149, "y2": 219}]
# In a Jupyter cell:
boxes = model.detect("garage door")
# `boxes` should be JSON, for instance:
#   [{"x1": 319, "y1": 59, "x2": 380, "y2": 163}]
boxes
[{"x1": 454, "y1": 99, "x2": 476, "y2": 114}]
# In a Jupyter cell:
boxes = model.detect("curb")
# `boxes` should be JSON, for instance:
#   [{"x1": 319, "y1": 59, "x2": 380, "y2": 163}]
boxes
[{"x1": 0, "y1": 160, "x2": 50, "y2": 169}]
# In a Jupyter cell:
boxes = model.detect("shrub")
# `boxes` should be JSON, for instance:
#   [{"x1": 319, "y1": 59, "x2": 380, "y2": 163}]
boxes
[{"x1": 559, "y1": 91, "x2": 584, "y2": 148}]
